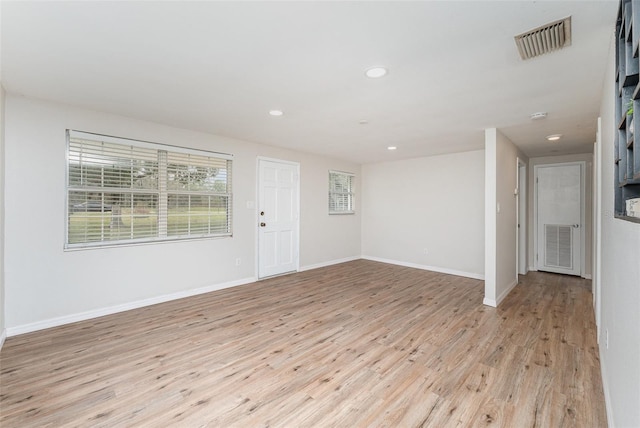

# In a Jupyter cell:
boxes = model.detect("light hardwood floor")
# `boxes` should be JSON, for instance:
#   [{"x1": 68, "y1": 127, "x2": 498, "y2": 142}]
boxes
[{"x1": 0, "y1": 260, "x2": 606, "y2": 427}]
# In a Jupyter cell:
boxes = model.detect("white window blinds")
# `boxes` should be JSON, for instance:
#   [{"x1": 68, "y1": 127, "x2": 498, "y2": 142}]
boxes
[
  {"x1": 66, "y1": 130, "x2": 232, "y2": 248},
  {"x1": 329, "y1": 170, "x2": 355, "y2": 215}
]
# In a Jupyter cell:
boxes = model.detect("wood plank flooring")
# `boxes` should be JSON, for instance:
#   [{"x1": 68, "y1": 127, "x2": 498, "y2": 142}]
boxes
[{"x1": 0, "y1": 260, "x2": 606, "y2": 427}]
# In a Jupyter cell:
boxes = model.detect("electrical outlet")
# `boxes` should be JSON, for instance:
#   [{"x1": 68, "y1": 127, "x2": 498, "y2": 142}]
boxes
[{"x1": 235, "y1": 258, "x2": 241, "y2": 266}]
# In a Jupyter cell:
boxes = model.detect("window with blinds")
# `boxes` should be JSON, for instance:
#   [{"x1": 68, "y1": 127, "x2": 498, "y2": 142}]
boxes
[
  {"x1": 329, "y1": 170, "x2": 355, "y2": 215},
  {"x1": 66, "y1": 130, "x2": 232, "y2": 248}
]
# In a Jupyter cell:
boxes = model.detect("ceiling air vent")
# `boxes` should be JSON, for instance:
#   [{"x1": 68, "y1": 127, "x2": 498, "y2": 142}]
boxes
[{"x1": 514, "y1": 16, "x2": 572, "y2": 60}]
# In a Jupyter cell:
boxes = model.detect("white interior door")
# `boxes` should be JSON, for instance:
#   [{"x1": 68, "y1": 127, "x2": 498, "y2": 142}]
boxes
[
  {"x1": 535, "y1": 163, "x2": 582, "y2": 276},
  {"x1": 258, "y1": 159, "x2": 299, "y2": 278}
]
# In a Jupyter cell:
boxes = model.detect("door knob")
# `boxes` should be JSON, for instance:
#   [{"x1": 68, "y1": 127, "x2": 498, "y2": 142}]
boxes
[
  {"x1": 260, "y1": 222, "x2": 266, "y2": 227},
  {"x1": 573, "y1": 224, "x2": 580, "y2": 228}
]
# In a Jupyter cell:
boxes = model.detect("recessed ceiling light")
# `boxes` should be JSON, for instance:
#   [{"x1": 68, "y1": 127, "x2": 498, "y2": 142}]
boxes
[
  {"x1": 387, "y1": 146, "x2": 397, "y2": 151},
  {"x1": 546, "y1": 134, "x2": 562, "y2": 141},
  {"x1": 269, "y1": 110, "x2": 284, "y2": 117},
  {"x1": 365, "y1": 67, "x2": 388, "y2": 78}
]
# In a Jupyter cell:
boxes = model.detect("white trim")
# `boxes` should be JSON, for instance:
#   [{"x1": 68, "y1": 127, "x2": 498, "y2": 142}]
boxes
[
  {"x1": 5, "y1": 257, "x2": 486, "y2": 337},
  {"x1": 6, "y1": 276, "x2": 256, "y2": 337},
  {"x1": 517, "y1": 159, "x2": 527, "y2": 277},
  {"x1": 484, "y1": 129, "x2": 498, "y2": 307},
  {"x1": 594, "y1": 118, "x2": 603, "y2": 336},
  {"x1": 483, "y1": 278, "x2": 518, "y2": 308},
  {"x1": 498, "y1": 279, "x2": 518, "y2": 305},
  {"x1": 64, "y1": 233, "x2": 232, "y2": 251},
  {"x1": 483, "y1": 297, "x2": 497, "y2": 307},
  {"x1": 299, "y1": 256, "x2": 361, "y2": 272},
  {"x1": 68, "y1": 129, "x2": 233, "y2": 159},
  {"x1": 600, "y1": 353, "x2": 615, "y2": 428},
  {"x1": 256, "y1": 155, "x2": 299, "y2": 166},
  {"x1": 328, "y1": 169, "x2": 355, "y2": 177},
  {"x1": 516, "y1": 157, "x2": 520, "y2": 283},
  {"x1": 362, "y1": 255, "x2": 485, "y2": 280}
]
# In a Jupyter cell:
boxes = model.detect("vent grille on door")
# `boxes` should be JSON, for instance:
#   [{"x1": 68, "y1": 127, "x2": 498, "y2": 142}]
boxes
[
  {"x1": 545, "y1": 224, "x2": 572, "y2": 269},
  {"x1": 514, "y1": 16, "x2": 572, "y2": 60}
]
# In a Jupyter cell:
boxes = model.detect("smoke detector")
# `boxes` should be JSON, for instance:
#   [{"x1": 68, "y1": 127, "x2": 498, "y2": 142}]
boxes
[
  {"x1": 515, "y1": 16, "x2": 572, "y2": 60},
  {"x1": 530, "y1": 112, "x2": 548, "y2": 120}
]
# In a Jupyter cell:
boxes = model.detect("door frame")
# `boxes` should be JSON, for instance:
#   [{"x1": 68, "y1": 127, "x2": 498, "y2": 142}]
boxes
[
  {"x1": 594, "y1": 118, "x2": 602, "y2": 336},
  {"x1": 256, "y1": 156, "x2": 301, "y2": 279},
  {"x1": 516, "y1": 158, "x2": 527, "y2": 278},
  {"x1": 533, "y1": 161, "x2": 586, "y2": 275}
]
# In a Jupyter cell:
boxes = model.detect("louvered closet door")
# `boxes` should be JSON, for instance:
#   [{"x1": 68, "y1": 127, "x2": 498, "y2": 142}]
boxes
[{"x1": 536, "y1": 164, "x2": 582, "y2": 276}]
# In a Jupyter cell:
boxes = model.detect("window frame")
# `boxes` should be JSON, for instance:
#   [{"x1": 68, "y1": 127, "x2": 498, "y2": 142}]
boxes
[
  {"x1": 328, "y1": 170, "x2": 355, "y2": 215},
  {"x1": 65, "y1": 130, "x2": 233, "y2": 249}
]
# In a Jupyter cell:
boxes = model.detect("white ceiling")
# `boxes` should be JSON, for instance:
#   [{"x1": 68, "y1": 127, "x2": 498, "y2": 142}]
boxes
[{"x1": 1, "y1": 1, "x2": 618, "y2": 164}]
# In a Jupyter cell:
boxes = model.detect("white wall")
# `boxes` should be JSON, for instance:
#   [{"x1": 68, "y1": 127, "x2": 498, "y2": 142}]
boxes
[
  {"x1": 3, "y1": 95, "x2": 361, "y2": 333},
  {"x1": 597, "y1": 38, "x2": 640, "y2": 428},
  {"x1": 0, "y1": 2, "x2": 6, "y2": 348},
  {"x1": 484, "y1": 128, "x2": 528, "y2": 307},
  {"x1": 0, "y1": 85, "x2": 5, "y2": 347},
  {"x1": 300, "y1": 162, "x2": 361, "y2": 271},
  {"x1": 528, "y1": 153, "x2": 594, "y2": 279},
  {"x1": 361, "y1": 150, "x2": 485, "y2": 279}
]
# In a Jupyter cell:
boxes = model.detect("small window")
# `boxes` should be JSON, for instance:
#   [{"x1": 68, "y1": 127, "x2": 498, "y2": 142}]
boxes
[
  {"x1": 329, "y1": 170, "x2": 355, "y2": 215},
  {"x1": 66, "y1": 130, "x2": 232, "y2": 248}
]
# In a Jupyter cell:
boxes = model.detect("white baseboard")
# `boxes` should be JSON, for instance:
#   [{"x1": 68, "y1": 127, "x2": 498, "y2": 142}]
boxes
[
  {"x1": 496, "y1": 278, "x2": 518, "y2": 306},
  {"x1": 0, "y1": 329, "x2": 6, "y2": 350},
  {"x1": 599, "y1": 351, "x2": 615, "y2": 428},
  {"x1": 527, "y1": 266, "x2": 592, "y2": 281},
  {"x1": 361, "y1": 255, "x2": 485, "y2": 281},
  {"x1": 483, "y1": 297, "x2": 497, "y2": 307},
  {"x1": 3, "y1": 256, "x2": 487, "y2": 337},
  {"x1": 6, "y1": 276, "x2": 257, "y2": 337},
  {"x1": 299, "y1": 256, "x2": 361, "y2": 272},
  {"x1": 482, "y1": 278, "x2": 518, "y2": 308}
]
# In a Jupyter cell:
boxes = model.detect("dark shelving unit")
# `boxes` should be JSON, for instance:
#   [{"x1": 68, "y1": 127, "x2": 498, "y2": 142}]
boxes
[{"x1": 614, "y1": 0, "x2": 640, "y2": 223}]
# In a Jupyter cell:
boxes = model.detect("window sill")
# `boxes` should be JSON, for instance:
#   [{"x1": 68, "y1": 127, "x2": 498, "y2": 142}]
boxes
[
  {"x1": 615, "y1": 215, "x2": 640, "y2": 224},
  {"x1": 64, "y1": 234, "x2": 232, "y2": 251}
]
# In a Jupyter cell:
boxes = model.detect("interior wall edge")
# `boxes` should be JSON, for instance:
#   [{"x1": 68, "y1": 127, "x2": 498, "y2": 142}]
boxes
[
  {"x1": 298, "y1": 256, "x2": 362, "y2": 272},
  {"x1": 482, "y1": 297, "x2": 497, "y2": 307},
  {"x1": 495, "y1": 278, "x2": 518, "y2": 306},
  {"x1": 361, "y1": 255, "x2": 485, "y2": 281}
]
